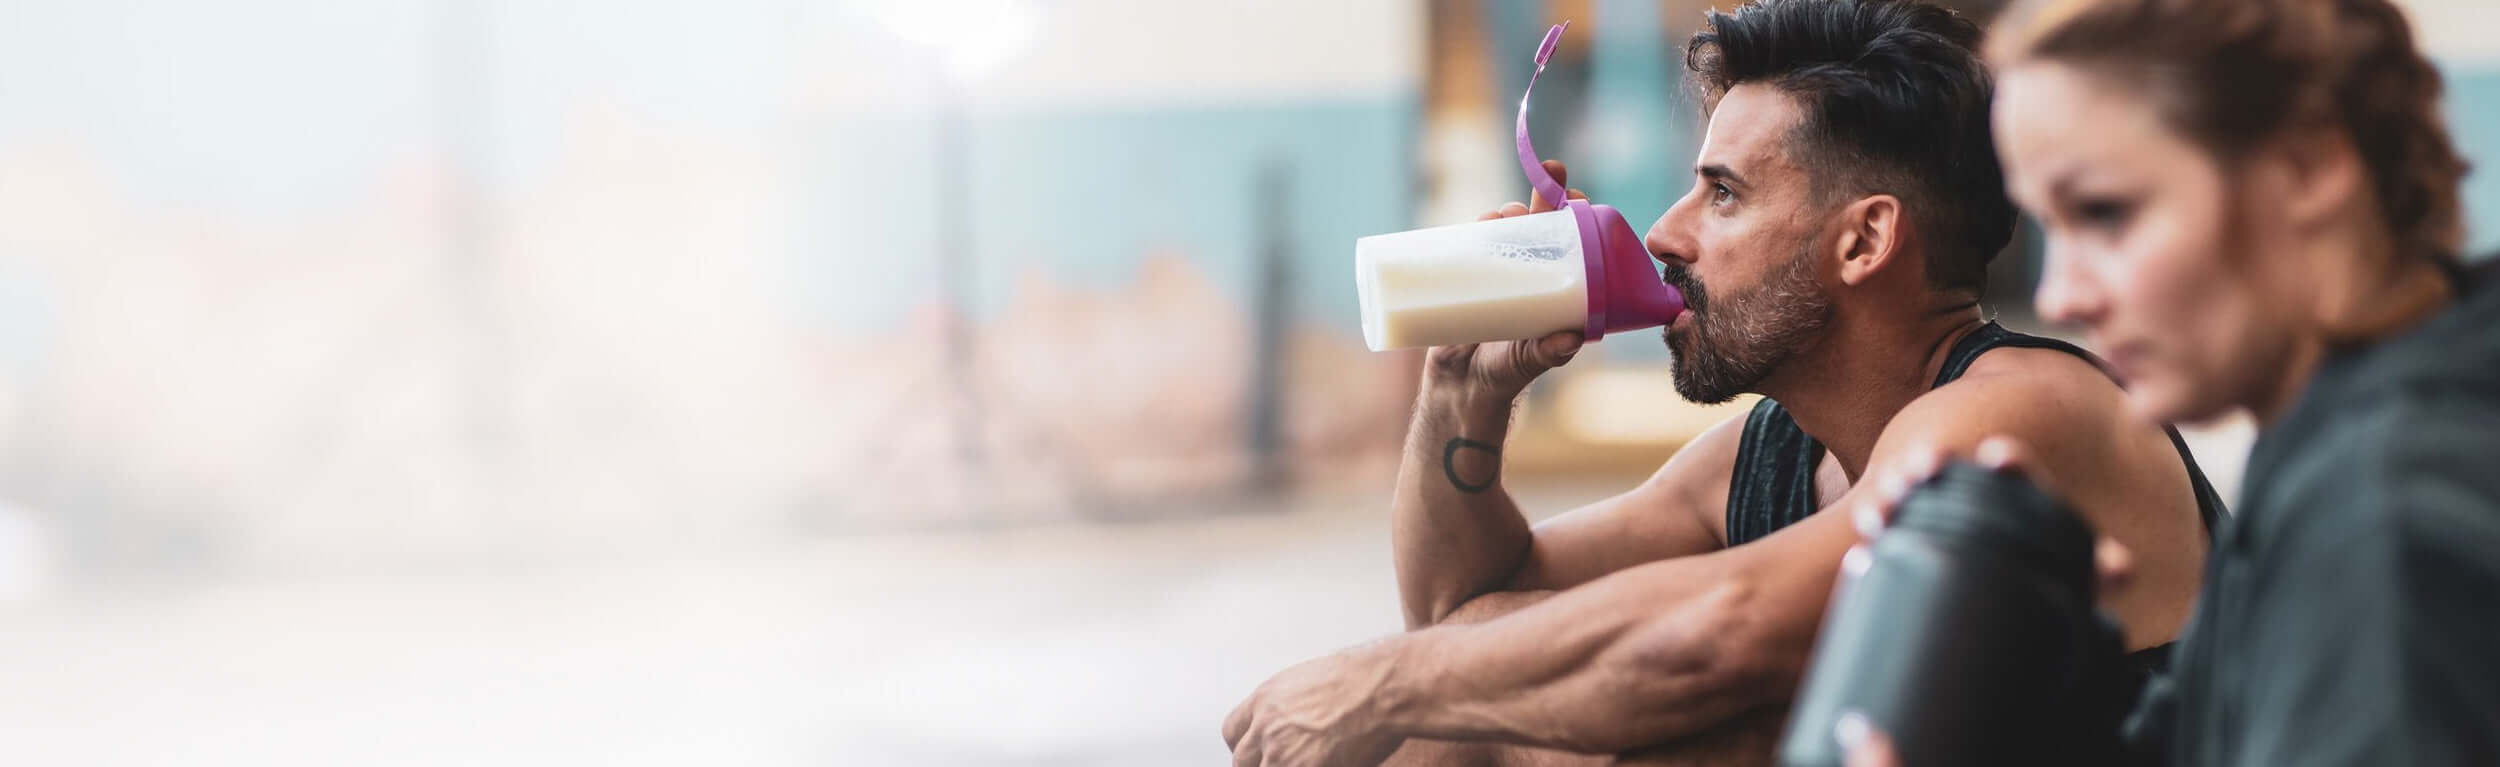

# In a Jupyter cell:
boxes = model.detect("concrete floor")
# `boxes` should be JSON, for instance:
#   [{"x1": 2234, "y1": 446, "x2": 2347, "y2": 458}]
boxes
[
  {"x1": 0, "y1": 415, "x2": 2246, "y2": 766},
  {"x1": 0, "y1": 478, "x2": 1627, "y2": 766}
]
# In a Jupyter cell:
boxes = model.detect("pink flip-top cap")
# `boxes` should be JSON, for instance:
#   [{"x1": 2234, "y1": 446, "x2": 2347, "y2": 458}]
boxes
[{"x1": 1516, "y1": 22, "x2": 1685, "y2": 341}]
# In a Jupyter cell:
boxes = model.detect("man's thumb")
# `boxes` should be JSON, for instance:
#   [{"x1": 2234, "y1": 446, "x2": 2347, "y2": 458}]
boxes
[{"x1": 1534, "y1": 331, "x2": 1584, "y2": 369}]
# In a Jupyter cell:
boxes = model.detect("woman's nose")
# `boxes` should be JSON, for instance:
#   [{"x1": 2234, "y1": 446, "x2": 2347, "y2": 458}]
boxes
[{"x1": 2033, "y1": 243, "x2": 2107, "y2": 326}]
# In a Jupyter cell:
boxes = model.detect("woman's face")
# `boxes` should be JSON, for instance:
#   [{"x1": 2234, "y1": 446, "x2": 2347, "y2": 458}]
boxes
[{"x1": 1994, "y1": 63, "x2": 2304, "y2": 424}]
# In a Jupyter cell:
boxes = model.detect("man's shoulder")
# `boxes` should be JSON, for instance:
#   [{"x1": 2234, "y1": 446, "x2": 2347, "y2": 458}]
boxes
[
  {"x1": 1950, "y1": 340, "x2": 2113, "y2": 393},
  {"x1": 1641, "y1": 405, "x2": 1760, "y2": 495},
  {"x1": 1886, "y1": 344, "x2": 2129, "y2": 449}
]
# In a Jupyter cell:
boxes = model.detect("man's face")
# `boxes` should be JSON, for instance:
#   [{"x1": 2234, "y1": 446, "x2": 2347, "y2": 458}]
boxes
[{"x1": 1646, "y1": 83, "x2": 1837, "y2": 404}]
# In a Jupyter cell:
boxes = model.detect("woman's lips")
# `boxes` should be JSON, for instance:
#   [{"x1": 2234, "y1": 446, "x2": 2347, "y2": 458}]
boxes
[{"x1": 2100, "y1": 339, "x2": 2148, "y2": 380}]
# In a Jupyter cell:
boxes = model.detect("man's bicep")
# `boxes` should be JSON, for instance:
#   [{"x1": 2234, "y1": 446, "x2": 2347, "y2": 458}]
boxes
[{"x1": 1505, "y1": 414, "x2": 1746, "y2": 591}]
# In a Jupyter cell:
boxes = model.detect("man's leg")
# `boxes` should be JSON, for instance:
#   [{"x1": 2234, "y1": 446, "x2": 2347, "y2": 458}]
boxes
[
  {"x1": 1381, "y1": 738, "x2": 1611, "y2": 767},
  {"x1": 1375, "y1": 706, "x2": 1782, "y2": 767},
  {"x1": 1607, "y1": 705, "x2": 1784, "y2": 767}
]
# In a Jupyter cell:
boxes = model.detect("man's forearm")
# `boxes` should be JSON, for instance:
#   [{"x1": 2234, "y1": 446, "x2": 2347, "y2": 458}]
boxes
[
  {"x1": 1440, "y1": 589, "x2": 1555, "y2": 625},
  {"x1": 1372, "y1": 554, "x2": 1793, "y2": 754},
  {"x1": 1392, "y1": 385, "x2": 1538, "y2": 629}
]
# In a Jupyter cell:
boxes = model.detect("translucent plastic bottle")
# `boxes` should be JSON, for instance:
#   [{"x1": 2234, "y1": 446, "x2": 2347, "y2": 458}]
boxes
[
  {"x1": 1355, "y1": 209, "x2": 1588, "y2": 350},
  {"x1": 1352, "y1": 21, "x2": 1684, "y2": 352}
]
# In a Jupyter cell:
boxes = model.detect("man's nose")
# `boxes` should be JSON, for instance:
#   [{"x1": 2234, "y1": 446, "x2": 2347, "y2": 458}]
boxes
[{"x1": 1645, "y1": 203, "x2": 1697, "y2": 267}]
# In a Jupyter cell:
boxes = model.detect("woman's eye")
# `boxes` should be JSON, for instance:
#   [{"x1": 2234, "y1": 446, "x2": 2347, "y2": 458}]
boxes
[{"x1": 2075, "y1": 198, "x2": 2133, "y2": 229}]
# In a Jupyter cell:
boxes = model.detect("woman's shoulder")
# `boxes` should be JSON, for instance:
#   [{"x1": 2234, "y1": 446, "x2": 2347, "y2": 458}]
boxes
[{"x1": 2251, "y1": 384, "x2": 2500, "y2": 566}]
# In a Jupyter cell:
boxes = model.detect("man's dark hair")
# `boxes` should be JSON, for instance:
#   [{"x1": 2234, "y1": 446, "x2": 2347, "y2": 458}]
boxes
[{"x1": 1686, "y1": 0, "x2": 2016, "y2": 294}]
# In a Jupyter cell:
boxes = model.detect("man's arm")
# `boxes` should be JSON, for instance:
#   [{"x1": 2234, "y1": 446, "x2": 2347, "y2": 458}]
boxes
[
  {"x1": 1389, "y1": 355, "x2": 1555, "y2": 630},
  {"x1": 1229, "y1": 376, "x2": 2178, "y2": 762},
  {"x1": 1364, "y1": 373, "x2": 2164, "y2": 751},
  {"x1": 1392, "y1": 376, "x2": 1737, "y2": 629},
  {"x1": 1390, "y1": 161, "x2": 1726, "y2": 630},
  {"x1": 1228, "y1": 505, "x2": 1853, "y2": 762},
  {"x1": 1378, "y1": 505, "x2": 1850, "y2": 753}
]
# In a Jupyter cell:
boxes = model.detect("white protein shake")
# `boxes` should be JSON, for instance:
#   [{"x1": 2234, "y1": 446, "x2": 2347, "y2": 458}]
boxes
[{"x1": 1355, "y1": 209, "x2": 1589, "y2": 351}]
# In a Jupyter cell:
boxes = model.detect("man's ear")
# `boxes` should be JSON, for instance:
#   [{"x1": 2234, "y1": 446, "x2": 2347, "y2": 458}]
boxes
[{"x1": 1835, "y1": 194, "x2": 1905, "y2": 287}]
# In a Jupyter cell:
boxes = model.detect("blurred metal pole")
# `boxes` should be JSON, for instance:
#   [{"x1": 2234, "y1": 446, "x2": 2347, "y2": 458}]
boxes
[
  {"x1": 1246, "y1": 158, "x2": 1293, "y2": 493},
  {"x1": 936, "y1": 75, "x2": 985, "y2": 470}
]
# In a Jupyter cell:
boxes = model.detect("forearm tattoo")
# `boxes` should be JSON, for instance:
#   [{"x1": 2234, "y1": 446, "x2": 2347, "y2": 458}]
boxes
[{"x1": 1441, "y1": 437, "x2": 1502, "y2": 493}]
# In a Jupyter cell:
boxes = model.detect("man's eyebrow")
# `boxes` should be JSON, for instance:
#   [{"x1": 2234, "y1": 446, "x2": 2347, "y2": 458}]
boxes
[{"x1": 1696, "y1": 163, "x2": 1746, "y2": 188}]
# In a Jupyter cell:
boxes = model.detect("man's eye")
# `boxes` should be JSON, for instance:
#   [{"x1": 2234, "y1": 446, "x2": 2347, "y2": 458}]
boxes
[{"x1": 1710, "y1": 183, "x2": 1735, "y2": 206}]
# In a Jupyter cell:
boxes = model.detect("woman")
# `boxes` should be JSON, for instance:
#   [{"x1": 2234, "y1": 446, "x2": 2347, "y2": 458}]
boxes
[{"x1": 1846, "y1": 0, "x2": 2500, "y2": 764}]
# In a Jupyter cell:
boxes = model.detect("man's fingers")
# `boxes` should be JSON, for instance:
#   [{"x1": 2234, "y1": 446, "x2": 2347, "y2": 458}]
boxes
[
  {"x1": 1528, "y1": 160, "x2": 1572, "y2": 212},
  {"x1": 1223, "y1": 698, "x2": 1253, "y2": 749},
  {"x1": 1424, "y1": 343, "x2": 1478, "y2": 381},
  {"x1": 1232, "y1": 730, "x2": 1262, "y2": 767},
  {"x1": 1497, "y1": 201, "x2": 1530, "y2": 218},
  {"x1": 1535, "y1": 330, "x2": 1584, "y2": 368},
  {"x1": 1566, "y1": 187, "x2": 1587, "y2": 201},
  {"x1": 1505, "y1": 331, "x2": 1582, "y2": 381}
]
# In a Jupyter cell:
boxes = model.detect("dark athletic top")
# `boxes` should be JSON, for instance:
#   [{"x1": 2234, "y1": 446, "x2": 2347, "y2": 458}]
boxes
[
  {"x1": 2123, "y1": 260, "x2": 2500, "y2": 766},
  {"x1": 1723, "y1": 322, "x2": 2229, "y2": 674}
]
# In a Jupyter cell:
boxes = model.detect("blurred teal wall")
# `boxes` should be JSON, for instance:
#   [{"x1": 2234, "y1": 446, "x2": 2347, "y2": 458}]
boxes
[
  {"x1": 803, "y1": 97, "x2": 1417, "y2": 332},
  {"x1": 2448, "y1": 67, "x2": 2500, "y2": 259}
]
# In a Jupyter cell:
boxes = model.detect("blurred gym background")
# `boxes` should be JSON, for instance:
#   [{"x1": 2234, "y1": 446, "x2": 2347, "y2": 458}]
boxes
[{"x1": 2, "y1": 0, "x2": 2496, "y2": 763}]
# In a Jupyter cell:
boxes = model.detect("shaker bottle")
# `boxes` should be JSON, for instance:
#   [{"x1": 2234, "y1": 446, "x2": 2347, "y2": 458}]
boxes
[
  {"x1": 1777, "y1": 463, "x2": 2133, "y2": 767},
  {"x1": 1353, "y1": 22, "x2": 1685, "y2": 351}
]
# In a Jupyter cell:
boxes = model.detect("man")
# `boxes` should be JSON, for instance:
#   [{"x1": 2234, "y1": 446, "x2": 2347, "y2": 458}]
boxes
[{"x1": 1221, "y1": 1, "x2": 2224, "y2": 765}]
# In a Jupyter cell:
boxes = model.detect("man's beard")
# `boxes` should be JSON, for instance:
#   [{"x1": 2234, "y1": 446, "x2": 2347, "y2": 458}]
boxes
[{"x1": 1662, "y1": 244, "x2": 1833, "y2": 404}]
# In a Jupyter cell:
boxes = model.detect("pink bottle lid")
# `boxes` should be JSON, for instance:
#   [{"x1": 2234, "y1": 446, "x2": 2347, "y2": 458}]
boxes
[{"x1": 1516, "y1": 22, "x2": 1685, "y2": 341}]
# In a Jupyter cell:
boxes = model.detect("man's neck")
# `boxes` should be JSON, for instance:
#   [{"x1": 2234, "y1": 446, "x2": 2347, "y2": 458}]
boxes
[{"x1": 1757, "y1": 302, "x2": 1987, "y2": 481}]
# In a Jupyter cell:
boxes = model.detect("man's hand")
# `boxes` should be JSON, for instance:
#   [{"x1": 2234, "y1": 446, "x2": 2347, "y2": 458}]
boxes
[
  {"x1": 1424, "y1": 330, "x2": 1584, "y2": 407},
  {"x1": 1222, "y1": 641, "x2": 1408, "y2": 767},
  {"x1": 1421, "y1": 159, "x2": 1591, "y2": 405}
]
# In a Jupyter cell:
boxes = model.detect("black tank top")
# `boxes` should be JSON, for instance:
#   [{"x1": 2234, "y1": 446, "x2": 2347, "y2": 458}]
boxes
[{"x1": 1723, "y1": 323, "x2": 2228, "y2": 670}]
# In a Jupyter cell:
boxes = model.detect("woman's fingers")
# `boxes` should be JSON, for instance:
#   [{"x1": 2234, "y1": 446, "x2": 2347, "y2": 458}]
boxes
[
  {"x1": 2095, "y1": 536, "x2": 2136, "y2": 593},
  {"x1": 1836, "y1": 711, "x2": 1899, "y2": 767}
]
